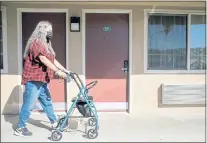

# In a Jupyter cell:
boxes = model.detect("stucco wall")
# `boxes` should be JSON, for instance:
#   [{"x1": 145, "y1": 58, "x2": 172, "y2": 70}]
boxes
[{"x1": 1, "y1": 2, "x2": 205, "y2": 115}]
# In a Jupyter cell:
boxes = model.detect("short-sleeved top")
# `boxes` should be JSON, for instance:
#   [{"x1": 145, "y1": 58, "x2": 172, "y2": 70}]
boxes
[{"x1": 21, "y1": 39, "x2": 55, "y2": 85}]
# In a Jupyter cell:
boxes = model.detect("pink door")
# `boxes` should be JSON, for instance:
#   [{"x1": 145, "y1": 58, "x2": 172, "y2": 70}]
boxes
[
  {"x1": 86, "y1": 13, "x2": 129, "y2": 111},
  {"x1": 22, "y1": 13, "x2": 67, "y2": 111}
]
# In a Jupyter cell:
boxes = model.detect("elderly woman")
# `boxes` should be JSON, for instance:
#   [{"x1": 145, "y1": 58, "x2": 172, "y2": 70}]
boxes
[{"x1": 14, "y1": 21, "x2": 69, "y2": 137}]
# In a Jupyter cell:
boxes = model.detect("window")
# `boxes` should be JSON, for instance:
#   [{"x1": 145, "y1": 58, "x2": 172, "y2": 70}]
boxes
[
  {"x1": 0, "y1": 9, "x2": 3, "y2": 69},
  {"x1": 190, "y1": 15, "x2": 206, "y2": 70},
  {"x1": 1, "y1": 6, "x2": 7, "y2": 73},
  {"x1": 146, "y1": 10, "x2": 206, "y2": 73}
]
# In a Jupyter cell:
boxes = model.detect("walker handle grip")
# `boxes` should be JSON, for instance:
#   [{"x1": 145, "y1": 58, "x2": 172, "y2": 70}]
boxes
[
  {"x1": 86, "y1": 81, "x2": 98, "y2": 90},
  {"x1": 66, "y1": 72, "x2": 84, "y2": 90}
]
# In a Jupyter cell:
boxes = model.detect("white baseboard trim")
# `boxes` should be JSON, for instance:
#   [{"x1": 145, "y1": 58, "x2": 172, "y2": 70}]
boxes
[
  {"x1": 34, "y1": 102, "x2": 128, "y2": 111},
  {"x1": 94, "y1": 102, "x2": 128, "y2": 110}
]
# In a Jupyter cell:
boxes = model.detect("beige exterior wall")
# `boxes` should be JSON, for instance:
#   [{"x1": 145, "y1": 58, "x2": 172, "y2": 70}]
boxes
[{"x1": 1, "y1": 2, "x2": 205, "y2": 115}]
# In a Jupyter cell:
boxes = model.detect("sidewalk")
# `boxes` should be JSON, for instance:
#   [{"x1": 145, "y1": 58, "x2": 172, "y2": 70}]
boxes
[{"x1": 1, "y1": 112, "x2": 205, "y2": 142}]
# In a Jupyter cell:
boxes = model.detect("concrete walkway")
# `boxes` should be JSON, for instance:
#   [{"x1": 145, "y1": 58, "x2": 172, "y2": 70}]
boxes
[{"x1": 1, "y1": 112, "x2": 205, "y2": 142}]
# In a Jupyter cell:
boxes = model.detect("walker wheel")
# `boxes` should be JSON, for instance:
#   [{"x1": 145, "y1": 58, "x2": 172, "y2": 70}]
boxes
[
  {"x1": 87, "y1": 129, "x2": 98, "y2": 139},
  {"x1": 51, "y1": 130, "x2": 62, "y2": 141},
  {"x1": 88, "y1": 118, "x2": 97, "y2": 126}
]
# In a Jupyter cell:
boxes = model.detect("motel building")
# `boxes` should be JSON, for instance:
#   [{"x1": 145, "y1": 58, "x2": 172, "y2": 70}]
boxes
[{"x1": 0, "y1": 1, "x2": 205, "y2": 117}]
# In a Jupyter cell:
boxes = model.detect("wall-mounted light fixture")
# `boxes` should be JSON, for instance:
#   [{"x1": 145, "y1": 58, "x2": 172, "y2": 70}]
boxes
[{"x1": 70, "y1": 16, "x2": 80, "y2": 32}]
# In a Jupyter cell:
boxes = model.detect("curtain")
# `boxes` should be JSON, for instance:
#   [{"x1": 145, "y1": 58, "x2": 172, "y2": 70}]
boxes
[{"x1": 148, "y1": 14, "x2": 187, "y2": 70}]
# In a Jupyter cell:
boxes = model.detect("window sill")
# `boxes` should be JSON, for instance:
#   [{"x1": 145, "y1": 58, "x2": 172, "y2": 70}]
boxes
[{"x1": 144, "y1": 70, "x2": 206, "y2": 74}]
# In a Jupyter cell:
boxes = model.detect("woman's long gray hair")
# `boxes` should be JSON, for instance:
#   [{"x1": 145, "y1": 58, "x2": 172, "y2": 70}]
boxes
[{"x1": 23, "y1": 21, "x2": 56, "y2": 59}]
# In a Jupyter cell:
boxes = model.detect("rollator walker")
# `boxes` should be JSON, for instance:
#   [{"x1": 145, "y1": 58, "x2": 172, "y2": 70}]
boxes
[{"x1": 51, "y1": 72, "x2": 99, "y2": 141}]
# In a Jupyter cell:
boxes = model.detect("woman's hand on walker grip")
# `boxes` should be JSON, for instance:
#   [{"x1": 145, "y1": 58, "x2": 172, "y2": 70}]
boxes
[
  {"x1": 65, "y1": 70, "x2": 72, "y2": 75},
  {"x1": 55, "y1": 70, "x2": 67, "y2": 79}
]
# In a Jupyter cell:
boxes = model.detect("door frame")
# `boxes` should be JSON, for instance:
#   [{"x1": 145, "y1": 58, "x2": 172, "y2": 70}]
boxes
[
  {"x1": 17, "y1": 8, "x2": 69, "y2": 113},
  {"x1": 82, "y1": 9, "x2": 133, "y2": 113}
]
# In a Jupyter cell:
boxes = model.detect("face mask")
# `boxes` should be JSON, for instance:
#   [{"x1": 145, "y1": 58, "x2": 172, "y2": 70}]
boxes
[{"x1": 46, "y1": 31, "x2": 53, "y2": 39}]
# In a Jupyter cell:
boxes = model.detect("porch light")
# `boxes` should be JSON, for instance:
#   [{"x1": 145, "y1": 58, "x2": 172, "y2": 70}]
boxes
[{"x1": 70, "y1": 16, "x2": 80, "y2": 32}]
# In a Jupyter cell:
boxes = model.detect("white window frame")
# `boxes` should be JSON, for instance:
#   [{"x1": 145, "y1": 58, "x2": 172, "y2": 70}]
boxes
[
  {"x1": 1, "y1": 6, "x2": 8, "y2": 74},
  {"x1": 144, "y1": 9, "x2": 206, "y2": 74}
]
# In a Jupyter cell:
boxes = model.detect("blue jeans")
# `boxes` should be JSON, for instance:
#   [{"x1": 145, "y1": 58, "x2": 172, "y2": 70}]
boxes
[{"x1": 17, "y1": 81, "x2": 57, "y2": 128}]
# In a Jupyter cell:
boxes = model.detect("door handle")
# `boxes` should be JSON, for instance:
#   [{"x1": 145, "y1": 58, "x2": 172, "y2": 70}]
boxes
[
  {"x1": 121, "y1": 60, "x2": 128, "y2": 73},
  {"x1": 121, "y1": 68, "x2": 128, "y2": 71}
]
